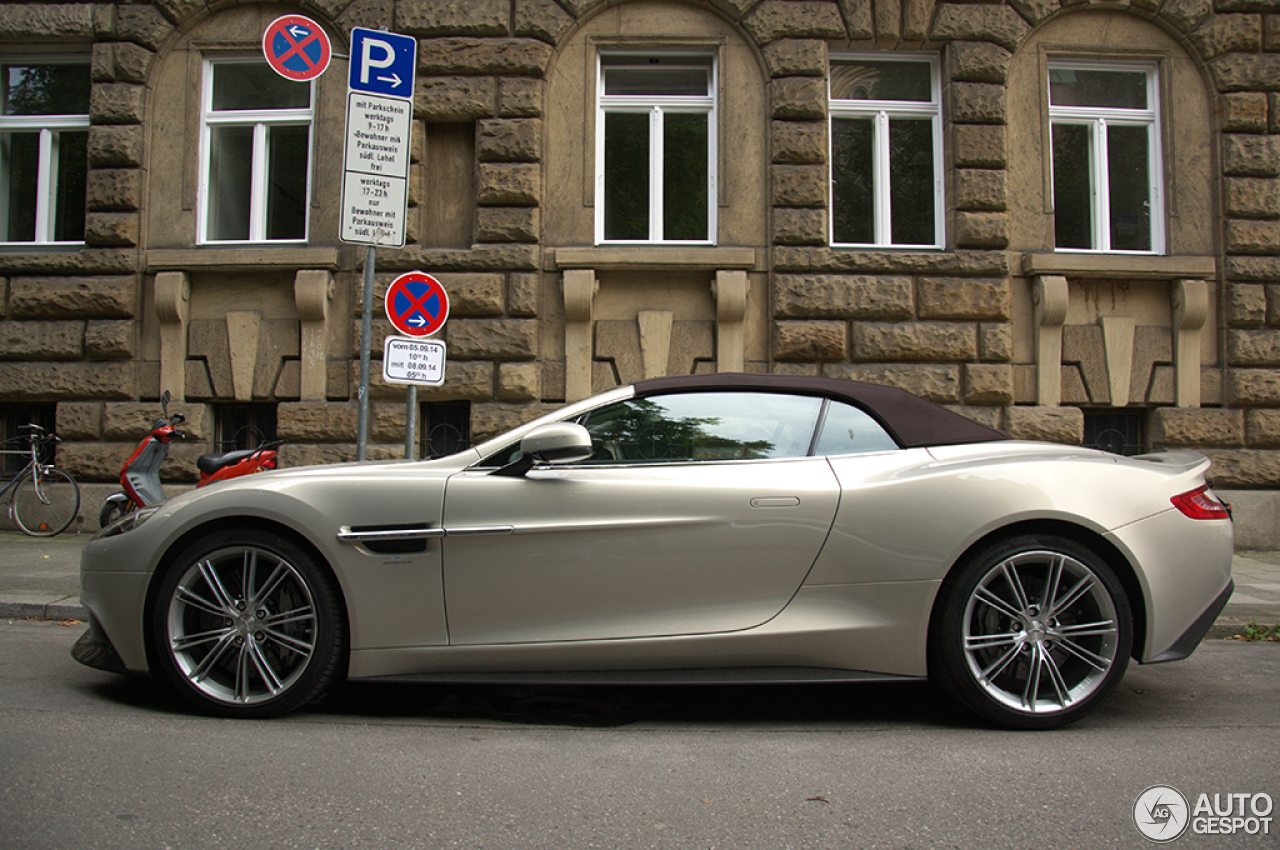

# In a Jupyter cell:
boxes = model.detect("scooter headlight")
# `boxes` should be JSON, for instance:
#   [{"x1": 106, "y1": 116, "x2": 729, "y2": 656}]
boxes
[{"x1": 94, "y1": 505, "x2": 163, "y2": 539}]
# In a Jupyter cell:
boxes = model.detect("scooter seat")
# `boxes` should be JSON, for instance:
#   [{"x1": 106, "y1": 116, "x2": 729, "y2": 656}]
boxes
[{"x1": 197, "y1": 448, "x2": 257, "y2": 474}]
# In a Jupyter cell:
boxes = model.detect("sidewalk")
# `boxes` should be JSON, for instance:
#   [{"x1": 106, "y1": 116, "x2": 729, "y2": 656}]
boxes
[{"x1": 1, "y1": 531, "x2": 1278, "y2": 638}]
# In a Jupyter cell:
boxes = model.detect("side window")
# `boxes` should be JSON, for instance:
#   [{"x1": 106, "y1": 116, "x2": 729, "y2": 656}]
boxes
[
  {"x1": 813, "y1": 402, "x2": 899, "y2": 456},
  {"x1": 0, "y1": 58, "x2": 89, "y2": 245},
  {"x1": 200, "y1": 58, "x2": 312, "y2": 243},
  {"x1": 580, "y1": 392, "x2": 823, "y2": 463},
  {"x1": 596, "y1": 52, "x2": 716, "y2": 245},
  {"x1": 829, "y1": 54, "x2": 942, "y2": 249},
  {"x1": 1048, "y1": 60, "x2": 1162, "y2": 254}
]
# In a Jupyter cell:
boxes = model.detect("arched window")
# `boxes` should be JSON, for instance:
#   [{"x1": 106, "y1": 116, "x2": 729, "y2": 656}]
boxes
[{"x1": 1007, "y1": 12, "x2": 1213, "y2": 259}]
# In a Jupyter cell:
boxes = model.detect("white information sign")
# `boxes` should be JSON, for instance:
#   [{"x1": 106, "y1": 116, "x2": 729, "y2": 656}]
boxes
[
  {"x1": 341, "y1": 92, "x2": 413, "y2": 247},
  {"x1": 344, "y1": 93, "x2": 411, "y2": 178},
  {"x1": 383, "y1": 336, "x2": 446, "y2": 386},
  {"x1": 342, "y1": 169, "x2": 408, "y2": 246}
]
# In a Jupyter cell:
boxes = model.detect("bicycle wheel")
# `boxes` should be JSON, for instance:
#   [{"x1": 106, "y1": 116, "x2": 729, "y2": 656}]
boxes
[{"x1": 12, "y1": 467, "x2": 81, "y2": 536}]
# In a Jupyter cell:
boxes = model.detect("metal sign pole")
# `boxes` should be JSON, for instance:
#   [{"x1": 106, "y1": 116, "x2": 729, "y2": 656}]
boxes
[
  {"x1": 405, "y1": 384, "x2": 417, "y2": 460},
  {"x1": 356, "y1": 245, "x2": 375, "y2": 461}
]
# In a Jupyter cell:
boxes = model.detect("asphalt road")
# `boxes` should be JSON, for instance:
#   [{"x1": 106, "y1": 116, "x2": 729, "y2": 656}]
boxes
[{"x1": 2, "y1": 620, "x2": 1277, "y2": 850}]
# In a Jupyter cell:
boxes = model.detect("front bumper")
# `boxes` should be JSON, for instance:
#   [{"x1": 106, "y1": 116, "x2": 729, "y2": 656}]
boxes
[{"x1": 71, "y1": 613, "x2": 135, "y2": 674}]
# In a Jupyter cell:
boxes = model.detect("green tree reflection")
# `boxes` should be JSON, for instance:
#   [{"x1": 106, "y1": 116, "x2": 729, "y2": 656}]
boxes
[
  {"x1": 5, "y1": 64, "x2": 90, "y2": 115},
  {"x1": 586, "y1": 399, "x2": 774, "y2": 462}
]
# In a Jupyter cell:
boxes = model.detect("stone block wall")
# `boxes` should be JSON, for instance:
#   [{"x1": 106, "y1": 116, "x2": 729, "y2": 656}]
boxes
[{"x1": 0, "y1": 0, "x2": 1279, "y2": 542}]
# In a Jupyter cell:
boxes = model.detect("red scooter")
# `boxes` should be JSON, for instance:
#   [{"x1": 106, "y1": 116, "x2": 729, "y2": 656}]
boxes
[{"x1": 99, "y1": 392, "x2": 283, "y2": 527}]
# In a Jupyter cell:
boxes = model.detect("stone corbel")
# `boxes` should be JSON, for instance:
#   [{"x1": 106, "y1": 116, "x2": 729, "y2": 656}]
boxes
[
  {"x1": 1033, "y1": 275, "x2": 1069, "y2": 406},
  {"x1": 154, "y1": 271, "x2": 190, "y2": 401},
  {"x1": 637, "y1": 311, "x2": 674, "y2": 380},
  {"x1": 712, "y1": 270, "x2": 749, "y2": 374},
  {"x1": 294, "y1": 270, "x2": 335, "y2": 401},
  {"x1": 563, "y1": 269, "x2": 598, "y2": 402},
  {"x1": 1100, "y1": 316, "x2": 1136, "y2": 406},
  {"x1": 1172, "y1": 279, "x2": 1208, "y2": 408},
  {"x1": 226, "y1": 311, "x2": 262, "y2": 402}
]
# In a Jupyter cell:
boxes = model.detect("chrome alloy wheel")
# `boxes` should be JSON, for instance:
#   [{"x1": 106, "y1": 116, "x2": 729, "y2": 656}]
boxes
[
  {"x1": 961, "y1": 549, "x2": 1121, "y2": 715},
  {"x1": 164, "y1": 545, "x2": 318, "y2": 707}
]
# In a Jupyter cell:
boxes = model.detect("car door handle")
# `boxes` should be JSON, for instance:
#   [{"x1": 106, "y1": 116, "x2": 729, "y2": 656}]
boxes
[{"x1": 750, "y1": 497, "x2": 801, "y2": 508}]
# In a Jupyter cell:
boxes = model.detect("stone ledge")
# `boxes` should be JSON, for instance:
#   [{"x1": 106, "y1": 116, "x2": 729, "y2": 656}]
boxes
[
  {"x1": 1021, "y1": 253, "x2": 1217, "y2": 280},
  {"x1": 146, "y1": 248, "x2": 341, "y2": 272},
  {"x1": 551, "y1": 247, "x2": 760, "y2": 271}
]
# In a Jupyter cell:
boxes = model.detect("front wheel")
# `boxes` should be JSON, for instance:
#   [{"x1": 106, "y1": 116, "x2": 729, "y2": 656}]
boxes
[
  {"x1": 12, "y1": 467, "x2": 80, "y2": 536},
  {"x1": 150, "y1": 530, "x2": 346, "y2": 717},
  {"x1": 99, "y1": 496, "x2": 131, "y2": 529},
  {"x1": 929, "y1": 535, "x2": 1132, "y2": 730}
]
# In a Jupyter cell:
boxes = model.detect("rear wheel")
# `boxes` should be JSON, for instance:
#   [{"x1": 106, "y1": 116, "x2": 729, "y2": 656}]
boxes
[
  {"x1": 12, "y1": 467, "x2": 80, "y2": 536},
  {"x1": 150, "y1": 530, "x2": 345, "y2": 717},
  {"x1": 929, "y1": 535, "x2": 1132, "y2": 729}
]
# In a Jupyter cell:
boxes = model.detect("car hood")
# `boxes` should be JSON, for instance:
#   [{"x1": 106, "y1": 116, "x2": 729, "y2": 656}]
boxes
[
  {"x1": 136, "y1": 451, "x2": 474, "y2": 535},
  {"x1": 188, "y1": 450, "x2": 477, "y2": 494}
]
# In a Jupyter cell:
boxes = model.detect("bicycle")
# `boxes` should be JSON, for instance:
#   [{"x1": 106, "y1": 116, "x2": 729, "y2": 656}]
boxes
[{"x1": 1, "y1": 424, "x2": 81, "y2": 536}]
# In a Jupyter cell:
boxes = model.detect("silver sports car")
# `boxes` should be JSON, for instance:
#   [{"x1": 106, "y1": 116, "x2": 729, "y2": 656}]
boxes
[{"x1": 74, "y1": 373, "x2": 1234, "y2": 728}]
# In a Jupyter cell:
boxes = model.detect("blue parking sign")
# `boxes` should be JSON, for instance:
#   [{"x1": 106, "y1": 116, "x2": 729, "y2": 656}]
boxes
[{"x1": 349, "y1": 28, "x2": 416, "y2": 101}]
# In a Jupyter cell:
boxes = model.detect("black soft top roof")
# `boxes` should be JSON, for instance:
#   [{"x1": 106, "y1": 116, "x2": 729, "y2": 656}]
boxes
[{"x1": 633, "y1": 373, "x2": 1008, "y2": 449}]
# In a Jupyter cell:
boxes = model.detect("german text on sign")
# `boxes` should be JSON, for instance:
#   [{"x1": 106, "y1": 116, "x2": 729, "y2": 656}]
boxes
[{"x1": 383, "y1": 337, "x2": 446, "y2": 386}]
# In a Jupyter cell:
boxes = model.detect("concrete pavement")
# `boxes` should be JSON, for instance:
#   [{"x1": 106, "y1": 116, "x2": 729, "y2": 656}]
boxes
[{"x1": 1, "y1": 531, "x2": 1277, "y2": 639}]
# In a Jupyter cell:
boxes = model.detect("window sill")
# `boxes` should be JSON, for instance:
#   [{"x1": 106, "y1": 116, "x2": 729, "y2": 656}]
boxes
[
  {"x1": 0, "y1": 242, "x2": 87, "y2": 251},
  {"x1": 1022, "y1": 252, "x2": 1216, "y2": 280},
  {"x1": 552, "y1": 246, "x2": 760, "y2": 271},
  {"x1": 146, "y1": 246, "x2": 341, "y2": 273}
]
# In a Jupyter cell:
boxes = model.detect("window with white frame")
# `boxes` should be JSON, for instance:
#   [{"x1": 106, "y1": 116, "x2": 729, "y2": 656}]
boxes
[
  {"x1": 200, "y1": 58, "x2": 313, "y2": 244},
  {"x1": 1048, "y1": 60, "x2": 1163, "y2": 254},
  {"x1": 0, "y1": 58, "x2": 89, "y2": 245},
  {"x1": 829, "y1": 54, "x2": 942, "y2": 249},
  {"x1": 596, "y1": 52, "x2": 716, "y2": 245}
]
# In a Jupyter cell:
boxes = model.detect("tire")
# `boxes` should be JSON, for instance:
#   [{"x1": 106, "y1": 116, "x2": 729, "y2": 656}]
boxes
[
  {"x1": 929, "y1": 534, "x2": 1133, "y2": 730},
  {"x1": 100, "y1": 497, "x2": 129, "y2": 529},
  {"x1": 12, "y1": 467, "x2": 80, "y2": 537},
  {"x1": 150, "y1": 529, "x2": 346, "y2": 718}
]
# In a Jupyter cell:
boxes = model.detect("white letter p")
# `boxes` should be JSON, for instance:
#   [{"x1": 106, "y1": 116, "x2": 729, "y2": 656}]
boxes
[{"x1": 360, "y1": 38, "x2": 395, "y2": 84}]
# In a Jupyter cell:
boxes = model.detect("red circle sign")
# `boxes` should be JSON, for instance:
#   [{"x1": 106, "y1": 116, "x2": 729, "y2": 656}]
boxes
[
  {"x1": 262, "y1": 15, "x2": 332, "y2": 82},
  {"x1": 385, "y1": 272, "x2": 449, "y2": 337}
]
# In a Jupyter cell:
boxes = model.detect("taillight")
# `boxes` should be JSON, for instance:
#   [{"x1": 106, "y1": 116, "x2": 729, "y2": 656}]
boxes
[{"x1": 1171, "y1": 485, "x2": 1231, "y2": 520}]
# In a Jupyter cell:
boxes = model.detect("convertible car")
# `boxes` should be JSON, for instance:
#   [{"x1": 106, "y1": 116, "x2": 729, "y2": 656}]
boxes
[{"x1": 74, "y1": 373, "x2": 1234, "y2": 728}]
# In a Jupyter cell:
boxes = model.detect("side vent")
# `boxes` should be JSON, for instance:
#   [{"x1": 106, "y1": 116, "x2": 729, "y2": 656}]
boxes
[{"x1": 336, "y1": 524, "x2": 443, "y2": 554}]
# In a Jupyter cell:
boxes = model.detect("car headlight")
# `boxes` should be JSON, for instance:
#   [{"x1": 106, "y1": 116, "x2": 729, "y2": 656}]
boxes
[{"x1": 95, "y1": 504, "x2": 163, "y2": 539}]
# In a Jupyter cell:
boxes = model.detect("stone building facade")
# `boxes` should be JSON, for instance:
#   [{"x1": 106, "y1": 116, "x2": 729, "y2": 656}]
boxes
[{"x1": 1, "y1": 0, "x2": 1278, "y2": 543}]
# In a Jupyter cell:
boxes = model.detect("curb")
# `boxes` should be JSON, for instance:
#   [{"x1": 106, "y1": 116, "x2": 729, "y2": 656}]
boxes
[{"x1": 0, "y1": 599, "x2": 87, "y2": 621}]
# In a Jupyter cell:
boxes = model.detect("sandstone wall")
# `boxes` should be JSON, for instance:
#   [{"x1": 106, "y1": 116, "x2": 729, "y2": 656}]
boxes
[{"x1": 0, "y1": 0, "x2": 1276, "y2": 541}]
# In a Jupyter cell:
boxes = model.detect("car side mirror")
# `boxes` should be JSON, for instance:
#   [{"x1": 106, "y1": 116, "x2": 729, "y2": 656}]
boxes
[{"x1": 492, "y1": 423, "x2": 593, "y2": 477}]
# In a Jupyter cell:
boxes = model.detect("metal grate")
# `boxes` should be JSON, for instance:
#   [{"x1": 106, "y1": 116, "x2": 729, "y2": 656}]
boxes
[
  {"x1": 0, "y1": 404, "x2": 56, "y2": 473},
  {"x1": 215, "y1": 404, "x2": 278, "y2": 452},
  {"x1": 421, "y1": 401, "x2": 470, "y2": 459},
  {"x1": 1082, "y1": 409, "x2": 1146, "y2": 456}
]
